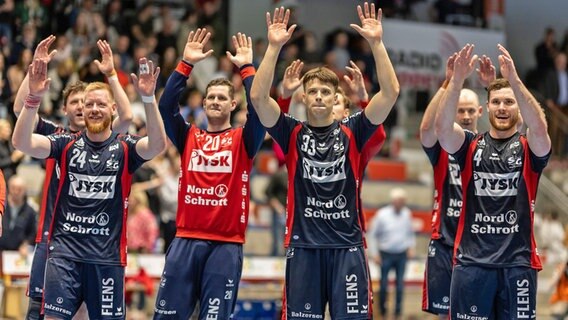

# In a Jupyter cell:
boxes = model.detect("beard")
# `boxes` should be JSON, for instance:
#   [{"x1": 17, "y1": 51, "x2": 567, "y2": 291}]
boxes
[
  {"x1": 489, "y1": 111, "x2": 519, "y2": 132},
  {"x1": 85, "y1": 114, "x2": 111, "y2": 134}
]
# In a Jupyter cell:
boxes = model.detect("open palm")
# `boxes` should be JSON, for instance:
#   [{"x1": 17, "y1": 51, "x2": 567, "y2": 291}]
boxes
[
  {"x1": 183, "y1": 28, "x2": 214, "y2": 64},
  {"x1": 266, "y1": 7, "x2": 296, "y2": 47},
  {"x1": 350, "y1": 3, "x2": 383, "y2": 44}
]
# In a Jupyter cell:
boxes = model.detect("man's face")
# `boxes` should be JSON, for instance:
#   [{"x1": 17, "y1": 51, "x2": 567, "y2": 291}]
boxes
[
  {"x1": 63, "y1": 91, "x2": 86, "y2": 131},
  {"x1": 303, "y1": 79, "x2": 337, "y2": 120},
  {"x1": 203, "y1": 85, "x2": 236, "y2": 123},
  {"x1": 487, "y1": 87, "x2": 520, "y2": 132},
  {"x1": 332, "y1": 93, "x2": 350, "y2": 121},
  {"x1": 83, "y1": 89, "x2": 115, "y2": 134},
  {"x1": 8, "y1": 179, "x2": 26, "y2": 205},
  {"x1": 456, "y1": 90, "x2": 482, "y2": 132}
]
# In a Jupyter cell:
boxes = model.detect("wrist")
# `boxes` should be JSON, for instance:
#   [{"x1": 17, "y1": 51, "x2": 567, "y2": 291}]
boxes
[
  {"x1": 141, "y1": 95, "x2": 155, "y2": 103},
  {"x1": 176, "y1": 60, "x2": 194, "y2": 77},
  {"x1": 106, "y1": 69, "x2": 117, "y2": 78},
  {"x1": 24, "y1": 93, "x2": 41, "y2": 109}
]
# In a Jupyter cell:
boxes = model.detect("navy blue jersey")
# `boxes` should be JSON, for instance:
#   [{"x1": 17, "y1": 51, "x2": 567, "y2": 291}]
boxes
[
  {"x1": 453, "y1": 131, "x2": 549, "y2": 269},
  {"x1": 267, "y1": 111, "x2": 378, "y2": 248},
  {"x1": 47, "y1": 131, "x2": 146, "y2": 266},
  {"x1": 35, "y1": 117, "x2": 69, "y2": 244},
  {"x1": 423, "y1": 142, "x2": 462, "y2": 246}
]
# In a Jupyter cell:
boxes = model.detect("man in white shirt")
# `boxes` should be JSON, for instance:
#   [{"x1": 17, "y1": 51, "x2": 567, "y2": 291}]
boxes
[{"x1": 368, "y1": 188, "x2": 415, "y2": 320}]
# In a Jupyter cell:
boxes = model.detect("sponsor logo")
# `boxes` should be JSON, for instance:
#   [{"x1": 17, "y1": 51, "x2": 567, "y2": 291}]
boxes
[
  {"x1": 333, "y1": 142, "x2": 344, "y2": 154},
  {"x1": 56, "y1": 297, "x2": 64, "y2": 304},
  {"x1": 302, "y1": 156, "x2": 346, "y2": 183},
  {"x1": 456, "y1": 313, "x2": 488, "y2": 319},
  {"x1": 44, "y1": 303, "x2": 72, "y2": 316},
  {"x1": 471, "y1": 211, "x2": 519, "y2": 235},
  {"x1": 473, "y1": 171, "x2": 520, "y2": 197},
  {"x1": 509, "y1": 141, "x2": 520, "y2": 149},
  {"x1": 106, "y1": 155, "x2": 119, "y2": 171},
  {"x1": 489, "y1": 153, "x2": 500, "y2": 161},
  {"x1": 286, "y1": 248, "x2": 295, "y2": 259},
  {"x1": 428, "y1": 244, "x2": 436, "y2": 257},
  {"x1": 101, "y1": 278, "x2": 115, "y2": 316},
  {"x1": 155, "y1": 299, "x2": 177, "y2": 316},
  {"x1": 62, "y1": 212, "x2": 111, "y2": 236},
  {"x1": 290, "y1": 311, "x2": 323, "y2": 319},
  {"x1": 304, "y1": 196, "x2": 350, "y2": 220},
  {"x1": 507, "y1": 156, "x2": 522, "y2": 169},
  {"x1": 206, "y1": 298, "x2": 221, "y2": 319},
  {"x1": 346, "y1": 274, "x2": 360, "y2": 314},
  {"x1": 189, "y1": 150, "x2": 232, "y2": 173},
  {"x1": 432, "y1": 302, "x2": 450, "y2": 310},
  {"x1": 68, "y1": 173, "x2": 116, "y2": 199},
  {"x1": 516, "y1": 279, "x2": 533, "y2": 319},
  {"x1": 316, "y1": 142, "x2": 327, "y2": 152},
  {"x1": 184, "y1": 184, "x2": 229, "y2": 206},
  {"x1": 241, "y1": 172, "x2": 248, "y2": 182},
  {"x1": 109, "y1": 143, "x2": 119, "y2": 152},
  {"x1": 448, "y1": 162, "x2": 462, "y2": 186},
  {"x1": 447, "y1": 198, "x2": 462, "y2": 217}
]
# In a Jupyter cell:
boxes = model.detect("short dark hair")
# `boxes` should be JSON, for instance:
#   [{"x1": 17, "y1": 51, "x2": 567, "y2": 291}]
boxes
[
  {"x1": 302, "y1": 67, "x2": 339, "y2": 92},
  {"x1": 486, "y1": 78, "x2": 511, "y2": 101},
  {"x1": 62, "y1": 81, "x2": 87, "y2": 107},
  {"x1": 206, "y1": 78, "x2": 234, "y2": 98}
]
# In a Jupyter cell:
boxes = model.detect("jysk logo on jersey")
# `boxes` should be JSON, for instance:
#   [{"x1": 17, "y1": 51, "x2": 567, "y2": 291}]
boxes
[
  {"x1": 473, "y1": 171, "x2": 520, "y2": 197},
  {"x1": 302, "y1": 156, "x2": 346, "y2": 183},
  {"x1": 189, "y1": 150, "x2": 232, "y2": 173},
  {"x1": 68, "y1": 173, "x2": 116, "y2": 199}
]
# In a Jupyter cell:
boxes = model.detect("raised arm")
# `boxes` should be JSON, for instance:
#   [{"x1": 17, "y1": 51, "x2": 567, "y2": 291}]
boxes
[
  {"x1": 12, "y1": 58, "x2": 53, "y2": 159},
  {"x1": 497, "y1": 44, "x2": 551, "y2": 157},
  {"x1": 226, "y1": 32, "x2": 266, "y2": 157},
  {"x1": 344, "y1": 60, "x2": 369, "y2": 103},
  {"x1": 420, "y1": 53, "x2": 456, "y2": 148},
  {"x1": 435, "y1": 44, "x2": 477, "y2": 154},
  {"x1": 13, "y1": 35, "x2": 57, "y2": 117},
  {"x1": 131, "y1": 58, "x2": 167, "y2": 160},
  {"x1": 351, "y1": 3, "x2": 399, "y2": 125},
  {"x1": 250, "y1": 7, "x2": 297, "y2": 128},
  {"x1": 94, "y1": 39, "x2": 133, "y2": 133}
]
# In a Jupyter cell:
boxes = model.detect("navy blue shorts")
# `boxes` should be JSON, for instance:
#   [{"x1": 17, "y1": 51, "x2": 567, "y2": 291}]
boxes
[
  {"x1": 450, "y1": 264, "x2": 537, "y2": 319},
  {"x1": 283, "y1": 246, "x2": 372, "y2": 320},
  {"x1": 43, "y1": 257, "x2": 125, "y2": 320},
  {"x1": 422, "y1": 239, "x2": 452, "y2": 315},
  {"x1": 28, "y1": 242, "x2": 48, "y2": 299},
  {"x1": 153, "y1": 238, "x2": 243, "y2": 319}
]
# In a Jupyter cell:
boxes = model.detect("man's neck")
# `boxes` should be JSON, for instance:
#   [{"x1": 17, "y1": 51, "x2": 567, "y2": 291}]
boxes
[
  {"x1": 207, "y1": 121, "x2": 232, "y2": 132},
  {"x1": 489, "y1": 128, "x2": 517, "y2": 140},
  {"x1": 86, "y1": 129, "x2": 112, "y2": 142}
]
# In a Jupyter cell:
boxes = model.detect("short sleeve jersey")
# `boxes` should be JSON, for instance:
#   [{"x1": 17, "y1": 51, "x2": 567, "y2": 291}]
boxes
[
  {"x1": 267, "y1": 111, "x2": 378, "y2": 248},
  {"x1": 423, "y1": 142, "x2": 462, "y2": 246},
  {"x1": 453, "y1": 131, "x2": 549, "y2": 269},
  {"x1": 47, "y1": 131, "x2": 146, "y2": 266},
  {"x1": 35, "y1": 117, "x2": 68, "y2": 243}
]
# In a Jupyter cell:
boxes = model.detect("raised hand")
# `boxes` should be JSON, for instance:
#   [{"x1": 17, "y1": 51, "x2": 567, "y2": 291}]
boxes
[
  {"x1": 344, "y1": 60, "x2": 368, "y2": 101},
  {"x1": 452, "y1": 44, "x2": 477, "y2": 84},
  {"x1": 445, "y1": 53, "x2": 458, "y2": 83},
  {"x1": 476, "y1": 55, "x2": 496, "y2": 88},
  {"x1": 94, "y1": 40, "x2": 115, "y2": 76},
  {"x1": 28, "y1": 59, "x2": 51, "y2": 97},
  {"x1": 33, "y1": 35, "x2": 57, "y2": 63},
  {"x1": 183, "y1": 28, "x2": 214, "y2": 65},
  {"x1": 226, "y1": 32, "x2": 253, "y2": 68},
  {"x1": 497, "y1": 44, "x2": 518, "y2": 82},
  {"x1": 130, "y1": 58, "x2": 160, "y2": 98},
  {"x1": 265, "y1": 7, "x2": 297, "y2": 47},
  {"x1": 350, "y1": 2, "x2": 383, "y2": 44},
  {"x1": 282, "y1": 59, "x2": 304, "y2": 99}
]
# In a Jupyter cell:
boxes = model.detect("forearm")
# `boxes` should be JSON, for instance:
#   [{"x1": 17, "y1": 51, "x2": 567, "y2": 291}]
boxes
[
  {"x1": 142, "y1": 100, "x2": 167, "y2": 159},
  {"x1": 13, "y1": 74, "x2": 29, "y2": 116},
  {"x1": 250, "y1": 44, "x2": 282, "y2": 127},
  {"x1": 108, "y1": 75, "x2": 133, "y2": 133},
  {"x1": 420, "y1": 86, "x2": 446, "y2": 146},
  {"x1": 365, "y1": 41, "x2": 400, "y2": 124},
  {"x1": 435, "y1": 78, "x2": 464, "y2": 153},
  {"x1": 13, "y1": 104, "x2": 51, "y2": 158},
  {"x1": 510, "y1": 78, "x2": 547, "y2": 135}
]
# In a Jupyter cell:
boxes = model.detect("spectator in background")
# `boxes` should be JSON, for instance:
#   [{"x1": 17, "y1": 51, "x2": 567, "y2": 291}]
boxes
[
  {"x1": 0, "y1": 169, "x2": 5, "y2": 218},
  {"x1": 542, "y1": 52, "x2": 568, "y2": 156},
  {"x1": 7, "y1": 48, "x2": 32, "y2": 105},
  {"x1": 181, "y1": 88, "x2": 208, "y2": 130},
  {"x1": 541, "y1": 211, "x2": 566, "y2": 266},
  {"x1": 535, "y1": 27, "x2": 559, "y2": 73},
  {"x1": 368, "y1": 188, "x2": 415, "y2": 320},
  {"x1": 128, "y1": 190, "x2": 159, "y2": 253},
  {"x1": 156, "y1": 145, "x2": 180, "y2": 252},
  {"x1": 0, "y1": 175, "x2": 36, "y2": 252},
  {"x1": 0, "y1": 0, "x2": 14, "y2": 51},
  {"x1": 0, "y1": 119, "x2": 24, "y2": 184}
]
